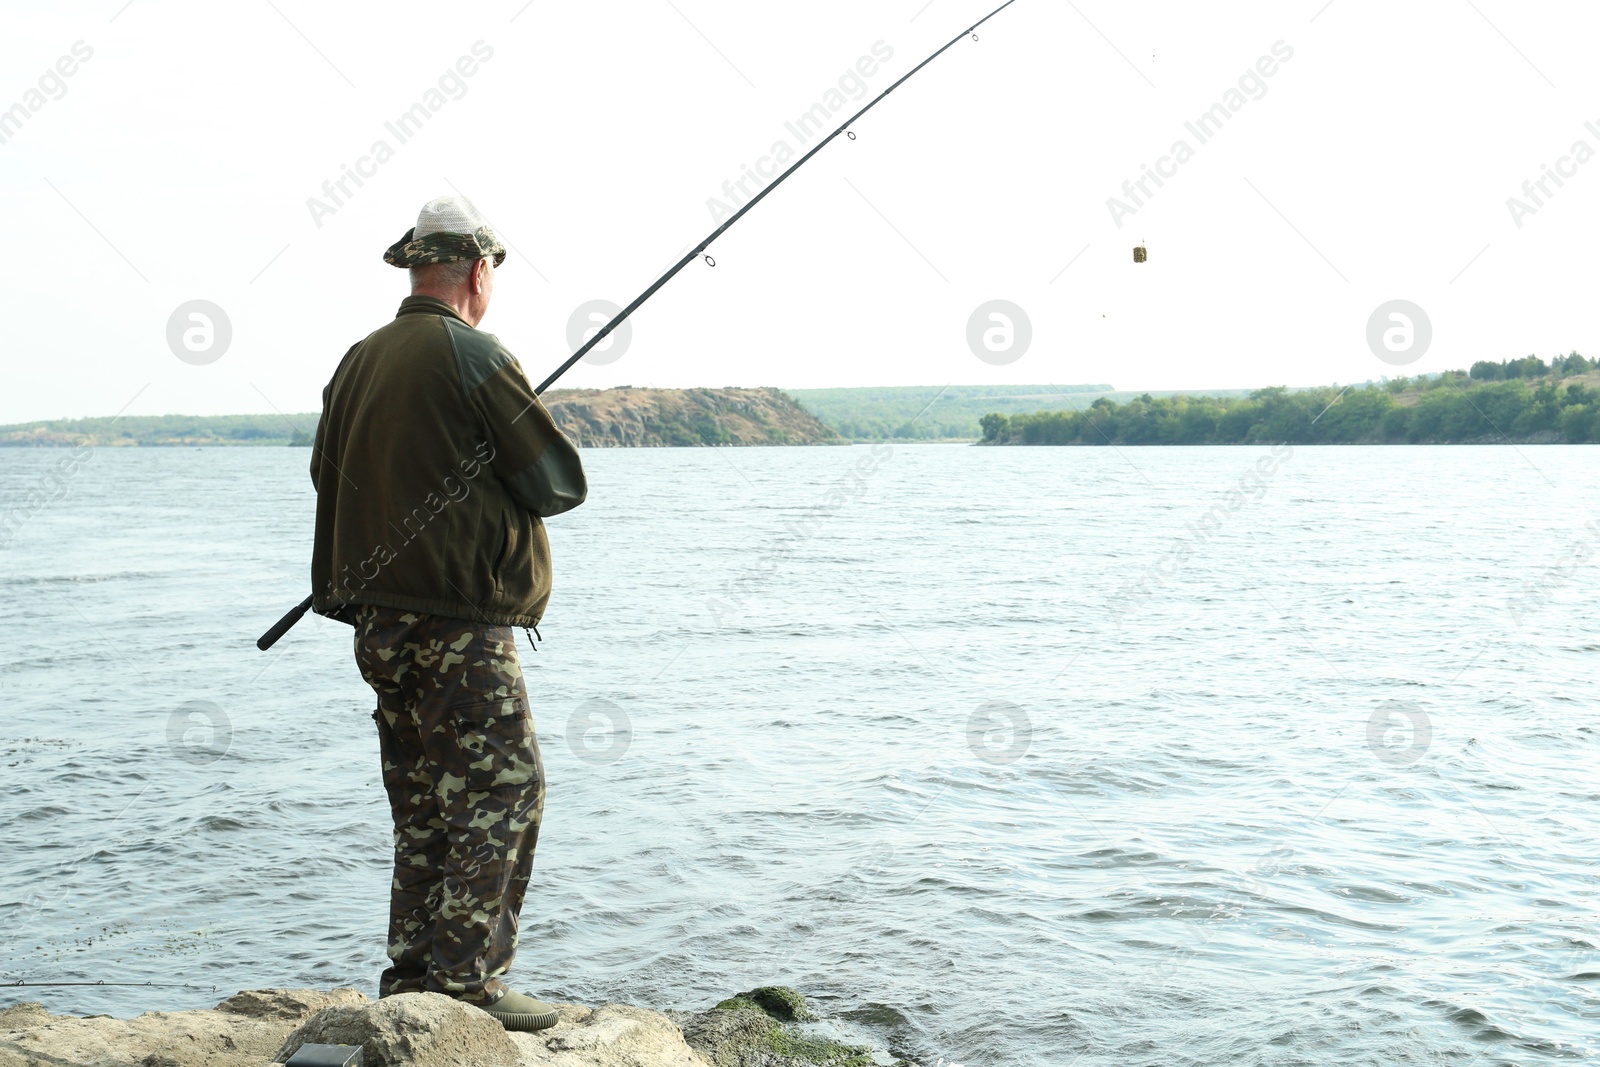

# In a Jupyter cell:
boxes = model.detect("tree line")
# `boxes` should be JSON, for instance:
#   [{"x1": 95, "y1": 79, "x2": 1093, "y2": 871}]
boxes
[{"x1": 980, "y1": 354, "x2": 1600, "y2": 445}]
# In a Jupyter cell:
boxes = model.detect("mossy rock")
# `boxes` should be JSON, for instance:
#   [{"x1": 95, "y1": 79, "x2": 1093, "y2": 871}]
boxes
[
  {"x1": 713, "y1": 995, "x2": 762, "y2": 1015},
  {"x1": 690, "y1": 987, "x2": 875, "y2": 1066},
  {"x1": 714, "y1": 986, "x2": 814, "y2": 1022},
  {"x1": 766, "y1": 1026, "x2": 876, "y2": 1066}
]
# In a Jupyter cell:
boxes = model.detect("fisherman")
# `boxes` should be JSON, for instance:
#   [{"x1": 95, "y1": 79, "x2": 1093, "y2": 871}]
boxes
[{"x1": 307, "y1": 196, "x2": 587, "y2": 1033}]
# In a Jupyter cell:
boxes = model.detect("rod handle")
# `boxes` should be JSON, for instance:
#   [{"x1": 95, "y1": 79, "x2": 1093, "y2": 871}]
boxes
[{"x1": 258, "y1": 594, "x2": 314, "y2": 651}]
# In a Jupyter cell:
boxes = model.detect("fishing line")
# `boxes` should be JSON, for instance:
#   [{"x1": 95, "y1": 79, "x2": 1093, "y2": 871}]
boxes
[
  {"x1": 6, "y1": 980, "x2": 219, "y2": 990},
  {"x1": 531, "y1": 0, "x2": 1024, "y2": 395}
]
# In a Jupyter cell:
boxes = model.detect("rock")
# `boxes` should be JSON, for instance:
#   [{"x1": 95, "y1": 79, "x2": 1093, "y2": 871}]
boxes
[
  {"x1": 0, "y1": 987, "x2": 345, "y2": 1067},
  {"x1": 676, "y1": 989, "x2": 877, "y2": 1067},
  {"x1": 0, "y1": 986, "x2": 890, "y2": 1067},
  {"x1": 712, "y1": 989, "x2": 814, "y2": 1023},
  {"x1": 0, "y1": 1003, "x2": 50, "y2": 1031},
  {"x1": 507, "y1": 1003, "x2": 710, "y2": 1066},
  {"x1": 218, "y1": 989, "x2": 370, "y2": 1022},
  {"x1": 274, "y1": 993, "x2": 518, "y2": 1067},
  {"x1": 676, "y1": 1006, "x2": 780, "y2": 1066}
]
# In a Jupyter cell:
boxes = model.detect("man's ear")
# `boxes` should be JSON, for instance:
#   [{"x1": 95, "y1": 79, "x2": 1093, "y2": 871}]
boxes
[{"x1": 473, "y1": 258, "x2": 490, "y2": 294}]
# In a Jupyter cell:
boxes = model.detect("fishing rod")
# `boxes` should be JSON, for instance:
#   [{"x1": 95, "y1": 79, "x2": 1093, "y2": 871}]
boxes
[
  {"x1": 6, "y1": 979, "x2": 218, "y2": 989},
  {"x1": 258, "y1": 0, "x2": 1024, "y2": 652}
]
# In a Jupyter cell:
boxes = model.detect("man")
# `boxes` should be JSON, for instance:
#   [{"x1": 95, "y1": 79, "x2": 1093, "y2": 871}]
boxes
[{"x1": 308, "y1": 196, "x2": 587, "y2": 1033}]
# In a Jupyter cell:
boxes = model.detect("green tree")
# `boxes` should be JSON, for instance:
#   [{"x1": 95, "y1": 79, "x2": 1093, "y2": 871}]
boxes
[
  {"x1": 1559, "y1": 403, "x2": 1592, "y2": 442},
  {"x1": 1176, "y1": 403, "x2": 1221, "y2": 443},
  {"x1": 1380, "y1": 406, "x2": 1411, "y2": 441},
  {"x1": 1505, "y1": 355, "x2": 1548, "y2": 379},
  {"x1": 1320, "y1": 387, "x2": 1393, "y2": 442},
  {"x1": 1511, "y1": 380, "x2": 1561, "y2": 437}
]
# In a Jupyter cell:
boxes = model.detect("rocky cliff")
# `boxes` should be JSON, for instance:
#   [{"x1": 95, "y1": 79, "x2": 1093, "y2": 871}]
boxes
[{"x1": 538, "y1": 387, "x2": 842, "y2": 448}]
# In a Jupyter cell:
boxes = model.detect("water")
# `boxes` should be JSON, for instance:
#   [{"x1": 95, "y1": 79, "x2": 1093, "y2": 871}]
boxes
[{"x1": 2, "y1": 443, "x2": 1597, "y2": 1067}]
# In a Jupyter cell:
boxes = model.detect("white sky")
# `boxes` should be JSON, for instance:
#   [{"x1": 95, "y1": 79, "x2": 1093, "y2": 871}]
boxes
[{"x1": 2, "y1": 0, "x2": 1596, "y2": 422}]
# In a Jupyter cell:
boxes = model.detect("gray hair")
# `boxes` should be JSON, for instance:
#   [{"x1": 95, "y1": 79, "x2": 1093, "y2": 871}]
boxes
[{"x1": 410, "y1": 257, "x2": 487, "y2": 289}]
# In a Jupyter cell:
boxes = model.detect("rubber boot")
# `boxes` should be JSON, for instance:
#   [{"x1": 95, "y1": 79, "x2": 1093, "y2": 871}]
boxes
[{"x1": 480, "y1": 989, "x2": 560, "y2": 1032}]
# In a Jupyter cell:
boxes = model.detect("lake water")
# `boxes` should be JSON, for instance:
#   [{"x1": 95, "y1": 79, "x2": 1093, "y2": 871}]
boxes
[{"x1": 1, "y1": 443, "x2": 1597, "y2": 1067}]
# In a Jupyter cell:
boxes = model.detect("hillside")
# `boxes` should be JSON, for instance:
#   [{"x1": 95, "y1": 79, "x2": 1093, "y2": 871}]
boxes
[
  {"x1": 0, "y1": 387, "x2": 841, "y2": 448},
  {"x1": 543, "y1": 386, "x2": 840, "y2": 447},
  {"x1": 788, "y1": 383, "x2": 1115, "y2": 440}
]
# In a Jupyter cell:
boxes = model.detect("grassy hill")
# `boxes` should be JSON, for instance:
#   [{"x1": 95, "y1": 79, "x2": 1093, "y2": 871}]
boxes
[{"x1": 787, "y1": 384, "x2": 1118, "y2": 440}]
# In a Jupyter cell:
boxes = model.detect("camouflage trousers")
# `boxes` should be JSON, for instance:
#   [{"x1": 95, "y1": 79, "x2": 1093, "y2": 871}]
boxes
[{"x1": 352, "y1": 605, "x2": 545, "y2": 1004}]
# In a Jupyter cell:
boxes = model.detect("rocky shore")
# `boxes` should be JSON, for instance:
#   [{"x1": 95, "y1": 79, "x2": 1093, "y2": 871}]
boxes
[{"x1": 0, "y1": 985, "x2": 907, "y2": 1067}]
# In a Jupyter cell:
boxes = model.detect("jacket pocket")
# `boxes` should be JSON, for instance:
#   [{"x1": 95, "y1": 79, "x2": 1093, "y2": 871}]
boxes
[{"x1": 492, "y1": 513, "x2": 516, "y2": 593}]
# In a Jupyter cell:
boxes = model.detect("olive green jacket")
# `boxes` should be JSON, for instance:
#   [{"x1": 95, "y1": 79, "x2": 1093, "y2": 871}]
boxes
[{"x1": 310, "y1": 296, "x2": 586, "y2": 627}]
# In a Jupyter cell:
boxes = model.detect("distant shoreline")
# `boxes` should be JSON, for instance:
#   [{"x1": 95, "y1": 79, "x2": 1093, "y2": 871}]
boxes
[
  {"x1": 10, "y1": 363, "x2": 1594, "y2": 447},
  {"x1": 0, "y1": 383, "x2": 1115, "y2": 447},
  {"x1": 981, "y1": 357, "x2": 1600, "y2": 446}
]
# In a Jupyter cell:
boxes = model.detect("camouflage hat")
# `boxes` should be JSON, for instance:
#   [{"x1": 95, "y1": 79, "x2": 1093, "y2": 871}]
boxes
[{"x1": 385, "y1": 195, "x2": 507, "y2": 268}]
